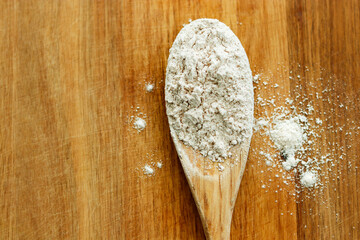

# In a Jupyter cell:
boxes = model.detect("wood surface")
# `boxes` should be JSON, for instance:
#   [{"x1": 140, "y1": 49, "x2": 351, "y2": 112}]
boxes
[{"x1": 0, "y1": 0, "x2": 359, "y2": 239}]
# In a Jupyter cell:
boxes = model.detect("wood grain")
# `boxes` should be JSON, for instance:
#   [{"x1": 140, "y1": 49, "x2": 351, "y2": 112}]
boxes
[
  {"x1": 170, "y1": 132, "x2": 251, "y2": 240},
  {"x1": 0, "y1": 0, "x2": 359, "y2": 239}
]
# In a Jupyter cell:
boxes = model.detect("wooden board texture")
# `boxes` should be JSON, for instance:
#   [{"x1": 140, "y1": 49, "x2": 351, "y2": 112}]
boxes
[{"x1": 0, "y1": 0, "x2": 359, "y2": 239}]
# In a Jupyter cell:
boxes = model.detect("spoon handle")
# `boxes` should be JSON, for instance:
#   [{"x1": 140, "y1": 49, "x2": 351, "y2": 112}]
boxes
[{"x1": 187, "y1": 171, "x2": 237, "y2": 240}]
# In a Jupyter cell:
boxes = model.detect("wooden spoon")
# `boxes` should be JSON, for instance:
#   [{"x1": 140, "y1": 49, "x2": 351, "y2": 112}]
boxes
[
  {"x1": 165, "y1": 19, "x2": 253, "y2": 240},
  {"x1": 169, "y1": 129, "x2": 252, "y2": 239}
]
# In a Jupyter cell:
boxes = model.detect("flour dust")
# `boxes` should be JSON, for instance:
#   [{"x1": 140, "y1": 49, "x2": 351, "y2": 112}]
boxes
[{"x1": 252, "y1": 64, "x2": 359, "y2": 200}]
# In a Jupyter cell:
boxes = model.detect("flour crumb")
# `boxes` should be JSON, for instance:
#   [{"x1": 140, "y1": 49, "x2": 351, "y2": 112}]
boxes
[
  {"x1": 156, "y1": 162, "x2": 162, "y2": 169},
  {"x1": 300, "y1": 171, "x2": 317, "y2": 188},
  {"x1": 218, "y1": 163, "x2": 225, "y2": 171},
  {"x1": 315, "y1": 118, "x2": 323, "y2": 125},
  {"x1": 146, "y1": 83, "x2": 154, "y2": 92},
  {"x1": 134, "y1": 117, "x2": 146, "y2": 131},
  {"x1": 143, "y1": 165, "x2": 154, "y2": 175}
]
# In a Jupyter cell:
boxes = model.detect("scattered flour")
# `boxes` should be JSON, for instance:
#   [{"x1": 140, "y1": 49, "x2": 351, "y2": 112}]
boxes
[
  {"x1": 157, "y1": 162, "x2": 162, "y2": 168},
  {"x1": 165, "y1": 18, "x2": 254, "y2": 162},
  {"x1": 143, "y1": 165, "x2": 154, "y2": 175},
  {"x1": 217, "y1": 163, "x2": 225, "y2": 171},
  {"x1": 315, "y1": 118, "x2": 323, "y2": 125},
  {"x1": 252, "y1": 65, "x2": 359, "y2": 194},
  {"x1": 254, "y1": 105, "x2": 320, "y2": 189},
  {"x1": 146, "y1": 83, "x2": 154, "y2": 92},
  {"x1": 300, "y1": 171, "x2": 317, "y2": 188},
  {"x1": 269, "y1": 117, "x2": 305, "y2": 171},
  {"x1": 134, "y1": 117, "x2": 146, "y2": 132},
  {"x1": 128, "y1": 106, "x2": 147, "y2": 133},
  {"x1": 138, "y1": 152, "x2": 165, "y2": 177},
  {"x1": 253, "y1": 74, "x2": 260, "y2": 83}
]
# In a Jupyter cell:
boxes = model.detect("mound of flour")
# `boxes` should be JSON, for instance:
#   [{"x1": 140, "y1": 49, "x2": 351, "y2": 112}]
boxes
[
  {"x1": 270, "y1": 117, "x2": 305, "y2": 170},
  {"x1": 165, "y1": 19, "x2": 254, "y2": 161}
]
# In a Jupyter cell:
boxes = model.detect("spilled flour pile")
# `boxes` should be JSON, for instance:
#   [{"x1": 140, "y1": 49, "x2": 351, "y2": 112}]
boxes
[
  {"x1": 254, "y1": 101, "x2": 323, "y2": 189},
  {"x1": 134, "y1": 117, "x2": 146, "y2": 132},
  {"x1": 146, "y1": 83, "x2": 154, "y2": 92},
  {"x1": 143, "y1": 164, "x2": 154, "y2": 175},
  {"x1": 142, "y1": 162, "x2": 163, "y2": 176},
  {"x1": 140, "y1": 152, "x2": 164, "y2": 176},
  {"x1": 252, "y1": 65, "x2": 359, "y2": 196},
  {"x1": 269, "y1": 117, "x2": 305, "y2": 171},
  {"x1": 300, "y1": 171, "x2": 317, "y2": 188},
  {"x1": 261, "y1": 114, "x2": 318, "y2": 188},
  {"x1": 128, "y1": 105, "x2": 147, "y2": 133},
  {"x1": 165, "y1": 19, "x2": 253, "y2": 162}
]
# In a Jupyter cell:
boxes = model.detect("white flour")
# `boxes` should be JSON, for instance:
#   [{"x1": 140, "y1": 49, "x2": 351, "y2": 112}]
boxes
[
  {"x1": 253, "y1": 65, "x2": 359, "y2": 195},
  {"x1": 133, "y1": 117, "x2": 146, "y2": 132},
  {"x1": 165, "y1": 19, "x2": 254, "y2": 162},
  {"x1": 269, "y1": 117, "x2": 305, "y2": 171},
  {"x1": 143, "y1": 165, "x2": 154, "y2": 175},
  {"x1": 146, "y1": 83, "x2": 154, "y2": 92},
  {"x1": 255, "y1": 105, "x2": 319, "y2": 188},
  {"x1": 138, "y1": 152, "x2": 165, "y2": 177},
  {"x1": 300, "y1": 171, "x2": 317, "y2": 188}
]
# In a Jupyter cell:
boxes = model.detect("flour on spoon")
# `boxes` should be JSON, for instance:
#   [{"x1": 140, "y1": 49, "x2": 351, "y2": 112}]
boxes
[{"x1": 165, "y1": 19, "x2": 254, "y2": 163}]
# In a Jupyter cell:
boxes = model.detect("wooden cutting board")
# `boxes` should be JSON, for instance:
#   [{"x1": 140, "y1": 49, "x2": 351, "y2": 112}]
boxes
[{"x1": 0, "y1": 0, "x2": 359, "y2": 239}]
